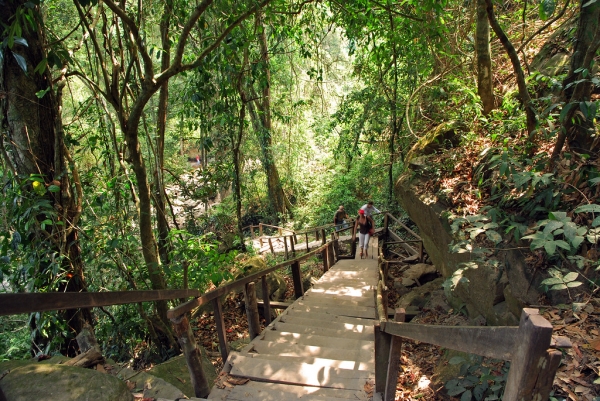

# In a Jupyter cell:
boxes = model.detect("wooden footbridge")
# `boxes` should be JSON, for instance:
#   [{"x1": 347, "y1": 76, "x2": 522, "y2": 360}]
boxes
[{"x1": 0, "y1": 213, "x2": 571, "y2": 401}]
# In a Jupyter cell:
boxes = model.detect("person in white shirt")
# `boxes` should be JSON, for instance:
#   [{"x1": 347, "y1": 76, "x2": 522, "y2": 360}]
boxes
[{"x1": 360, "y1": 201, "x2": 380, "y2": 217}]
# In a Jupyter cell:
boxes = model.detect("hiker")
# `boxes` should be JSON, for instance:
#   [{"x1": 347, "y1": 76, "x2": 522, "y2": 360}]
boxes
[
  {"x1": 333, "y1": 205, "x2": 349, "y2": 230},
  {"x1": 360, "y1": 201, "x2": 380, "y2": 217},
  {"x1": 353, "y1": 209, "x2": 374, "y2": 258}
]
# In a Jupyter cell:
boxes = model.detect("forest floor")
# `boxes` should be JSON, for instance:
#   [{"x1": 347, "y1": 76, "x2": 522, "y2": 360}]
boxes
[{"x1": 187, "y1": 245, "x2": 600, "y2": 400}]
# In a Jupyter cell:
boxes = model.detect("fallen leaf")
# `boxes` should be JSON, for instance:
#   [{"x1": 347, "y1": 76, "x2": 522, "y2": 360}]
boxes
[
  {"x1": 126, "y1": 380, "x2": 136, "y2": 391},
  {"x1": 590, "y1": 337, "x2": 600, "y2": 351},
  {"x1": 227, "y1": 377, "x2": 249, "y2": 385}
]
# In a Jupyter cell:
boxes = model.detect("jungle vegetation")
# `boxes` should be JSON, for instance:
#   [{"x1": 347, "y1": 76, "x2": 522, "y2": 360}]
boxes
[{"x1": 0, "y1": 0, "x2": 598, "y2": 363}]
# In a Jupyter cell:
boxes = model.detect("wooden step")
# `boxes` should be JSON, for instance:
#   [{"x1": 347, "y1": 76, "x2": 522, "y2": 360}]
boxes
[
  {"x1": 295, "y1": 297, "x2": 375, "y2": 310},
  {"x1": 282, "y1": 309, "x2": 375, "y2": 326},
  {"x1": 236, "y1": 351, "x2": 375, "y2": 371},
  {"x1": 278, "y1": 315, "x2": 374, "y2": 334},
  {"x1": 227, "y1": 354, "x2": 374, "y2": 390},
  {"x1": 260, "y1": 329, "x2": 375, "y2": 351},
  {"x1": 268, "y1": 321, "x2": 373, "y2": 341},
  {"x1": 245, "y1": 340, "x2": 374, "y2": 363},
  {"x1": 208, "y1": 380, "x2": 370, "y2": 400},
  {"x1": 300, "y1": 293, "x2": 375, "y2": 307},
  {"x1": 288, "y1": 303, "x2": 376, "y2": 319}
]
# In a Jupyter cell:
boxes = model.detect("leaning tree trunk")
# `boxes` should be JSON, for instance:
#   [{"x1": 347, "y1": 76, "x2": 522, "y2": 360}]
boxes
[
  {"x1": 485, "y1": 0, "x2": 537, "y2": 137},
  {"x1": 0, "y1": 0, "x2": 92, "y2": 356},
  {"x1": 476, "y1": 0, "x2": 494, "y2": 115},
  {"x1": 551, "y1": 0, "x2": 600, "y2": 161}
]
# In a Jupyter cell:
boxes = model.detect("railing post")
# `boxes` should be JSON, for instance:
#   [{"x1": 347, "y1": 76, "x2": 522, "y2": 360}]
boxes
[
  {"x1": 268, "y1": 237, "x2": 274, "y2": 254},
  {"x1": 305, "y1": 233, "x2": 309, "y2": 252},
  {"x1": 419, "y1": 241, "x2": 424, "y2": 263},
  {"x1": 374, "y1": 322, "x2": 392, "y2": 395},
  {"x1": 171, "y1": 313, "x2": 210, "y2": 398},
  {"x1": 321, "y1": 246, "x2": 329, "y2": 272},
  {"x1": 291, "y1": 261, "x2": 304, "y2": 299},
  {"x1": 250, "y1": 225, "x2": 255, "y2": 240},
  {"x1": 261, "y1": 275, "x2": 271, "y2": 326},
  {"x1": 315, "y1": 230, "x2": 319, "y2": 241},
  {"x1": 259, "y1": 223, "x2": 263, "y2": 247},
  {"x1": 503, "y1": 308, "x2": 559, "y2": 401},
  {"x1": 294, "y1": 233, "x2": 298, "y2": 245},
  {"x1": 331, "y1": 232, "x2": 339, "y2": 261},
  {"x1": 290, "y1": 235, "x2": 295, "y2": 257},
  {"x1": 244, "y1": 282, "x2": 261, "y2": 339},
  {"x1": 284, "y1": 235, "x2": 289, "y2": 259},
  {"x1": 320, "y1": 228, "x2": 326, "y2": 245},
  {"x1": 211, "y1": 297, "x2": 229, "y2": 362},
  {"x1": 327, "y1": 241, "x2": 335, "y2": 268},
  {"x1": 385, "y1": 309, "x2": 405, "y2": 401},
  {"x1": 384, "y1": 213, "x2": 389, "y2": 237}
]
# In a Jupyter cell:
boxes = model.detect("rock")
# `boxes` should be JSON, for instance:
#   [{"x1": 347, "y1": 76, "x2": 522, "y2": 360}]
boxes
[
  {"x1": 401, "y1": 263, "x2": 439, "y2": 286},
  {"x1": 392, "y1": 280, "x2": 411, "y2": 297},
  {"x1": 108, "y1": 363, "x2": 185, "y2": 399},
  {"x1": 147, "y1": 353, "x2": 217, "y2": 397},
  {"x1": 0, "y1": 363, "x2": 133, "y2": 401},
  {"x1": 395, "y1": 277, "x2": 444, "y2": 311},
  {"x1": 402, "y1": 254, "x2": 420, "y2": 264},
  {"x1": 405, "y1": 121, "x2": 467, "y2": 164}
]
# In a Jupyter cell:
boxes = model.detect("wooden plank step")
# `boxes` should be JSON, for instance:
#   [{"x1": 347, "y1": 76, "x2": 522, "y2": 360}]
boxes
[
  {"x1": 306, "y1": 285, "x2": 374, "y2": 297},
  {"x1": 301, "y1": 293, "x2": 375, "y2": 307},
  {"x1": 210, "y1": 380, "x2": 370, "y2": 400},
  {"x1": 288, "y1": 303, "x2": 376, "y2": 319},
  {"x1": 245, "y1": 340, "x2": 374, "y2": 363},
  {"x1": 236, "y1": 351, "x2": 375, "y2": 371},
  {"x1": 268, "y1": 322, "x2": 373, "y2": 341},
  {"x1": 260, "y1": 329, "x2": 375, "y2": 351},
  {"x1": 278, "y1": 315, "x2": 375, "y2": 333},
  {"x1": 296, "y1": 296, "x2": 375, "y2": 309},
  {"x1": 282, "y1": 309, "x2": 375, "y2": 326},
  {"x1": 309, "y1": 282, "x2": 374, "y2": 292},
  {"x1": 227, "y1": 354, "x2": 374, "y2": 390}
]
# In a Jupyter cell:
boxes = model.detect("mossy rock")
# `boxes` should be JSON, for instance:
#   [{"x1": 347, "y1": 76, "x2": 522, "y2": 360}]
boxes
[
  {"x1": 405, "y1": 121, "x2": 467, "y2": 164},
  {"x1": 147, "y1": 353, "x2": 217, "y2": 397},
  {"x1": 0, "y1": 363, "x2": 133, "y2": 401}
]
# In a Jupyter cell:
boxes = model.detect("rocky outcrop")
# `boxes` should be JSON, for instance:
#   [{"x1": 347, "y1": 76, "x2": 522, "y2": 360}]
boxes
[
  {"x1": 0, "y1": 362, "x2": 133, "y2": 401},
  {"x1": 395, "y1": 169, "x2": 542, "y2": 326}
]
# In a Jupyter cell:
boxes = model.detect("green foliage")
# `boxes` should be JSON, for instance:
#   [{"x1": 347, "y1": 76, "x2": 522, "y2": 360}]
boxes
[
  {"x1": 0, "y1": 315, "x2": 30, "y2": 360},
  {"x1": 166, "y1": 230, "x2": 236, "y2": 291},
  {"x1": 540, "y1": 267, "x2": 582, "y2": 292},
  {"x1": 444, "y1": 356, "x2": 509, "y2": 401}
]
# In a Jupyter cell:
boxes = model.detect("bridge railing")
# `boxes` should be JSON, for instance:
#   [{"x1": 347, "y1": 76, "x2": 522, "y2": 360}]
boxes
[{"x1": 374, "y1": 218, "x2": 571, "y2": 401}]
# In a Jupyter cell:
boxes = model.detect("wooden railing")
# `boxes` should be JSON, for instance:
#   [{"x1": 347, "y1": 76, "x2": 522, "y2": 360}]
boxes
[
  {"x1": 373, "y1": 221, "x2": 572, "y2": 401},
  {"x1": 165, "y1": 236, "x2": 339, "y2": 398}
]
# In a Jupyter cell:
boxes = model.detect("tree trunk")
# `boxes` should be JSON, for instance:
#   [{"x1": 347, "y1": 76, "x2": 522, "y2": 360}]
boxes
[
  {"x1": 485, "y1": 0, "x2": 537, "y2": 137},
  {"x1": 0, "y1": 0, "x2": 92, "y2": 356},
  {"x1": 553, "y1": 0, "x2": 600, "y2": 158},
  {"x1": 476, "y1": 0, "x2": 494, "y2": 115}
]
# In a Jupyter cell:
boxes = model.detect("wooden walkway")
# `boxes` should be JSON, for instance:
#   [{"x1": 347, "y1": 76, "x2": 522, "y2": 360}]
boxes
[{"x1": 208, "y1": 238, "x2": 381, "y2": 401}]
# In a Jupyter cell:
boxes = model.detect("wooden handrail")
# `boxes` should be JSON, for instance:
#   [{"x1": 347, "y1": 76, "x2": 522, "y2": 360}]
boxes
[
  {"x1": 167, "y1": 241, "x2": 331, "y2": 319},
  {"x1": 0, "y1": 289, "x2": 201, "y2": 316}
]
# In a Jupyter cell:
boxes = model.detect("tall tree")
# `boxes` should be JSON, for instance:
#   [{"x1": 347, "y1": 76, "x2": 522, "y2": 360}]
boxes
[
  {"x1": 0, "y1": 0, "x2": 92, "y2": 355},
  {"x1": 476, "y1": 0, "x2": 494, "y2": 115}
]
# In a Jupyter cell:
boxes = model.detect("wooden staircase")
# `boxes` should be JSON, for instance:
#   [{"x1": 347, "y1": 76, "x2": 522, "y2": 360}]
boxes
[{"x1": 208, "y1": 239, "x2": 381, "y2": 400}]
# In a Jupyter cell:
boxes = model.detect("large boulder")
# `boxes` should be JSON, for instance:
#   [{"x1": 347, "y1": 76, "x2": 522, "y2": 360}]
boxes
[
  {"x1": 232, "y1": 256, "x2": 287, "y2": 301},
  {"x1": 405, "y1": 121, "x2": 467, "y2": 164},
  {"x1": 147, "y1": 353, "x2": 217, "y2": 397},
  {"x1": 0, "y1": 363, "x2": 133, "y2": 401}
]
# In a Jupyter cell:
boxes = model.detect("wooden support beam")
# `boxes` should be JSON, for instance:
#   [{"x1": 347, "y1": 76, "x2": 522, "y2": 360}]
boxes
[
  {"x1": 0, "y1": 290, "x2": 200, "y2": 316},
  {"x1": 321, "y1": 247, "x2": 329, "y2": 272},
  {"x1": 261, "y1": 276, "x2": 271, "y2": 326},
  {"x1": 290, "y1": 235, "x2": 295, "y2": 257},
  {"x1": 259, "y1": 223, "x2": 264, "y2": 247},
  {"x1": 171, "y1": 314, "x2": 210, "y2": 398},
  {"x1": 374, "y1": 323, "x2": 392, "y2": 394},
  {"x1": 305, "y1": 233, "x2": 309, "y2": 252},
  {"x1": 327, "y1": 240, "x2": 335, "y2": 268},
  {"x1": 244, "y1": 282, "x2": 261, "y2": 340},
  {"x1": 212, "y1": 298, "x2": 229, "y2": 362},
  {"x1": 291, "y1": 261, "x2": 304, "y2": 299},
  {"x1": 503, "y1": 308, "x2": 558, "y2": 401},
  {"x1": 384, "y1": 322, "x2": 518, "y2": 361},
  {"x1": 284, "y1": 236, "x2": 289, "y2": 259},
  {"x1": 320, "y1": 229, "x2": 326, "y2": 245},
  {"x1": 268, "y1": 237, "x2": 274, "y2": 254},
  {"x1": 385, "y1": 309, "x2": 405, "y2": 401}
]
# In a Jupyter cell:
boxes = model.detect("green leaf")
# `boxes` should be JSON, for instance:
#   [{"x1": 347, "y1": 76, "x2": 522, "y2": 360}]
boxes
[
  {"x1": 566, "y1": 281, "x2": 582, "y2": 288},
  {"x1": 575, "y1": 204, "x2": 600, "y2": 213},
  {"x1": 593, "y1": 216, "x2": 600, "y2": 227},
  {"x1": 554, "y1": 240, "x2": 571, "y2": 251},
  {"x1": 461, "y1": 390, "x2": 473, "y2": 401},
  {"x1": 544, "y1": 241, "x2": 557, "y2": 255},
  {"x1": 550, "y1": 283, "x2": 568, "y2": 290},
  {"x1": 12, "y1": 52, "x2": 28, "y2": 73},
  {"x1": 563, "y1": 272, "x2": 579, "y2": 282},
  {"x1": 48, "y1": 185, "x2": 60, "y2": 193},
  {"x1": 447, "y1": 386, "x2": 467, "y2": 396},
  {"x1": 13, "y1": 37, "x2": 28, "y2": 47},
  {"x1": 539, "y1": 0, "x2": 556, "y2": 19},
  {"x1": 449, "y1": 356, "x2": 466, "y2": 365},
  {"x1": 541, "y1": 277, "x2": 563, "y2": 286},
  {"x1": 486, "y1": 230, "x2": 502, "y2": 244}
]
